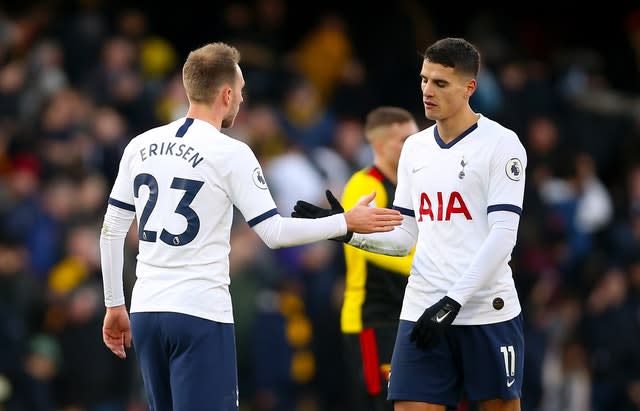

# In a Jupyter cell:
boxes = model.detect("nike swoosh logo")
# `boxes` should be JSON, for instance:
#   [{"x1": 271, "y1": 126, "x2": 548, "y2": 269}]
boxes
[
  {"x1": 507, "y1": 379, "x2": 515, "y2": 387},
  {"x1": 435, "y1": 311, "x2": 451, "y2": 323},
  {"x1": 412, "y1": 165, "x2": 427, "y2": 173}
]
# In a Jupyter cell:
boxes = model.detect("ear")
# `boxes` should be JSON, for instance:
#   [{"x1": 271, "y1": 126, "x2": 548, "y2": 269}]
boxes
[
  {"x1": 222, "y1": 86, "x2": 232, "y2": 106},
  {"x1": 465, "y1": 78, "x2": 477, "y2": 99}
]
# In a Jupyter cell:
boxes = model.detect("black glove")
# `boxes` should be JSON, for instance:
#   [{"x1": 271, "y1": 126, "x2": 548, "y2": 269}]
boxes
[
  {"x1": 292, "y1": 189, "x2": 343, "y2": 218},
  {"x1": 291, "y1": 190, "x2": 353, "y2": 242},
  {"x1": 410, "y1": 296, "x2": 461, "y2": 350}
]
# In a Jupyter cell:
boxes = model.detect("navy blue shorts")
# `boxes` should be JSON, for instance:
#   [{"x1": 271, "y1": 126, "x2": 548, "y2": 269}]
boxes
[
  {"x1": 388, "y1": 314, "x2": 524, "y2": 408},
  {"x1": 131, "y1": 312, "x2": 238, "y2": 411}
]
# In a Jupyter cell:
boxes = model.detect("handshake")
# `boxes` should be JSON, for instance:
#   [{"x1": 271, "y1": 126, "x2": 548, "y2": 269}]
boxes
[
  {"x1": 293, "y1": 190, "x2": 462, "y2": 351},
  {"x1": 291, "y1": 189, "x2": 403, "y2": 240}
]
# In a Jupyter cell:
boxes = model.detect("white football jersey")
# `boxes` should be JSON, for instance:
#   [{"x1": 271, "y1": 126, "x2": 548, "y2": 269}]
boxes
[
  {"x1": 394, "y1": 115, "x2": 526, "y2": 325},
  {"x1": 108, "y1": 117, "x2": 278, "y2": 323}
]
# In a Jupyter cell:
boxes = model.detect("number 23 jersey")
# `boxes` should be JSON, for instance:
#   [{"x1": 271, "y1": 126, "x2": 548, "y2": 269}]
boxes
[{"x1": 108, "y1": 117, "x2": 277, "y2": 323}]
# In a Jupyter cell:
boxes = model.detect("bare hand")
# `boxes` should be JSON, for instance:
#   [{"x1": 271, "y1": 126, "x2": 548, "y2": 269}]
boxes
[
  {"x1": 344, "y1": 191, "x2": 403, "y2": 233},
  {"x1": 102, "y1": 305, "x2": 132, "y2": 359}
]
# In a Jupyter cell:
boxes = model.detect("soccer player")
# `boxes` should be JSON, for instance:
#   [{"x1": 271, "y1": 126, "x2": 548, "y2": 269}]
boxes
[
  {"x1": 340, "y1": 107, "x2": 417, "y2": 411},
  {"x1": 293, "y1": 37, "x2": 526, "y2": 411},
  {"x1": 98, "y1": 42, "x2": 403, "y2": 411}
]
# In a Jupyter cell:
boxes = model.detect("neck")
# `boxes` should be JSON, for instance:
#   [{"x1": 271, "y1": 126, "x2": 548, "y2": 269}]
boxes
[
  {"x1": 374, "y1": 161, "x2": 397, "y2": 185},
  {"x1": 436, "y1": 110, "x2": 479, "y2": 144},
  {"x1": 185, "y1": 103, "x2": 223, "y2": 129}
]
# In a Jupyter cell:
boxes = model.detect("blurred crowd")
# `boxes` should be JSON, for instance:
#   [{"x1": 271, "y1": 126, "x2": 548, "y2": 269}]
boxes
[{"x1": 2, "y1": 1, "x2": 640, "y2": 410}]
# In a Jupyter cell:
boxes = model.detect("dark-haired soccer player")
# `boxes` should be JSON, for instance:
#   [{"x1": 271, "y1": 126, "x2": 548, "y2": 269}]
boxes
[{"x1": 294, "y1": 37, "x2": 526, "y2": 411}]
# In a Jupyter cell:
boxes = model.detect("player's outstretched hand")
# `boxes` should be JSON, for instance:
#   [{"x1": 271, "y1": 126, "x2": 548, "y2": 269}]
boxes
[
  {"x1": 292, "y1": 189, "x2": 343, "y2": 219},
  {"x1": 292, "y1": 190, "x2": 353, "y2": 242},
  {"x1": 292, "y1": 190, "x2": 402, "y2": 241},
  {"x1": 103, "y1": 305, "x2": 132, "y2": 359},
  {"x1": 410, "y1": 296, "x2": 461, "y2": 350},
  {"x1": 343, "y1": 191, "x2": 403, "y2": 234}
]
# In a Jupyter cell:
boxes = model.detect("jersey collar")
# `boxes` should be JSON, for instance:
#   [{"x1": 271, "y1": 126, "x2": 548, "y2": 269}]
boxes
[{"x1": 434, "y1": 122, "x2": 478, "y2": 149}]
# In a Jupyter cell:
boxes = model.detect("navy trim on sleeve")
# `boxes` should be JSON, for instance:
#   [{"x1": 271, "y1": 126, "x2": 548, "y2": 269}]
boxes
[
  {"x1": 247, "y1": 208, "x2": 279, "y2": 227},
  {"x1": 176, "y1": 118, "x2": 194, "y2": 137},
  {"x1": 487, "y1": 204, "x2": 522, "y2": 215},
  {"x1": 393, "y1": 205, "x2": 415, "y2": 218},
  {"x1": 108, "y1": 197, "x2": 136, "y2": 212}
]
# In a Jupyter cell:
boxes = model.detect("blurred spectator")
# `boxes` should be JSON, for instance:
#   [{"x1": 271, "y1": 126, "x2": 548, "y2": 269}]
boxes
[
  {"x1": 117, "y1": 8, "x2": 177, "y2": 82},
  {"x1": 537, "y1": 152, "x2": 613, "y2": 288},
  {"x1": 48, "y1": 223, "x2": 101, "y2": 297},
  {"x1": 26, "y1": 175, "x2": 77, "y2": 281},
  {"x1": 84, "y1": 106, "x2": 129, "y2": 185},
  {"x1": 541, "y1": 338, "x2": 592, "y2": 411},
  {"x1": 580, "y1": 267, "x2": 640, "y2": 411},
  {"x1": 0, "y1": 152, "x2": 42, "y2": 243},
  {"x1": 0, "y1": 60, "x2": 27, "y2": 121},
  {"x1": 608, "y1": 164, "x2": 640, "y2": 266},
  {"x1": 0, "y1": 121, "x2": 15, "y2": 175},
  {"x1": 21, "y1": 38, "x2": 68, "y2": 121},
  {"x1": 241, "y1": 102, "x2": 288, "y2": 163},
  {"x1": 53, "y1": 284, "x2": 134, "y2": 411},
  {"x1": 262, "y1": 95, "x2": 349, "y2": 411},
  {"x1": 37, "y1": 87, "x2": 94, "y2": 178},
  {"x1": 0, "y1": 235, "x2": 47, "y2": 409},
  {"x1": 55, "y1": 0, "x2": 110, "y2": 86},
  {"x1": 218, "y1": 0, "x2": 289, "y2": 103},
  {"x1": 470, "y1": 63, "x2": 503, "y2": 117},
  {"x1": 85, "y1": 35, "x2": 156, "y2": 133},
  {"x1": 154, "y1": 71, "x2": 188, "y2": 123},
  {"x1": 329, "y1": 58, "x2": 378, "y2": 120},
  {"x1": 532, "y1": 292, "x2": 589, "y2": 411},
  {"x1": 495, "y1": 58, "x2": 556, "y2": 137},
  {"x1": 625, "y1": 256, "x2": 640, "y2": 411},
  {"x1": 327, "y1": 115, "x2": 372, "y2": 179},
  {"x1": 276, "y1": 76, "x2": 336, "y2": 151},
  {"x1": 290, "y1": 12, "x2": 353, "y2": 106},
  {"x1": 23, "y1": 334, "x2": 63, "y2": 411}
]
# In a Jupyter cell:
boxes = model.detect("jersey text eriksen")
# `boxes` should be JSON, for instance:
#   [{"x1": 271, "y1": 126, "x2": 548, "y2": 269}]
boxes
[{"x1": 139, "y1": 141, "x2": 205, "y2": 168}]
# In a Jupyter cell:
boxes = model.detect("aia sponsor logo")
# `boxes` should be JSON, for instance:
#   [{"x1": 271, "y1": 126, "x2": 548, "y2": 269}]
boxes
[{"x1": 417, "y1": 191, "x2": 471, "y2": 221}]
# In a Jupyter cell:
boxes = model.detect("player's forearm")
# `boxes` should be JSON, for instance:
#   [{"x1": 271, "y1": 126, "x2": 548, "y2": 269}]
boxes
[
  {"x1": 359, "y1": 246, "x2": 414, "y2": 273},
  {"x1": 447, "y1": 211, "x2": 519, "y2": 306},
  {"x1": 348, "y1": 218, "x2": 417, "y2": 256},
  {"x1": 252, "y1": 213, "x2": 348, "y2": 248},
  {"x1": 100, "y1": 235, "x2": 126, "y2": 307},
  {"x1": 100, "y1": 204, "x2": 135, "y2": 307}
]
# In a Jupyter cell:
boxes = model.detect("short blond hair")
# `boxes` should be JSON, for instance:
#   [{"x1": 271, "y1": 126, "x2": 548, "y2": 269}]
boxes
[
  {"x1": 364, "y1": 106, "x2": 415, "y2": 142},
  {"x1": 182, "y1": 42, "x2": 240, "y2": 103}
]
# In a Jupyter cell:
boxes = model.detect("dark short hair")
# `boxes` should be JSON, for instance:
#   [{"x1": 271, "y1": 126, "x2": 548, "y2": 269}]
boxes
[{"x1": 423, "y1": 37, "x2": 480, "y2": 77}]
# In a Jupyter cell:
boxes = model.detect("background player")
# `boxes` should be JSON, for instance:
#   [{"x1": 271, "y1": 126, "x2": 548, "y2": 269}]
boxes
[{"x1": 339, "y1": 106, "x2": 418, "y2": 411}]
